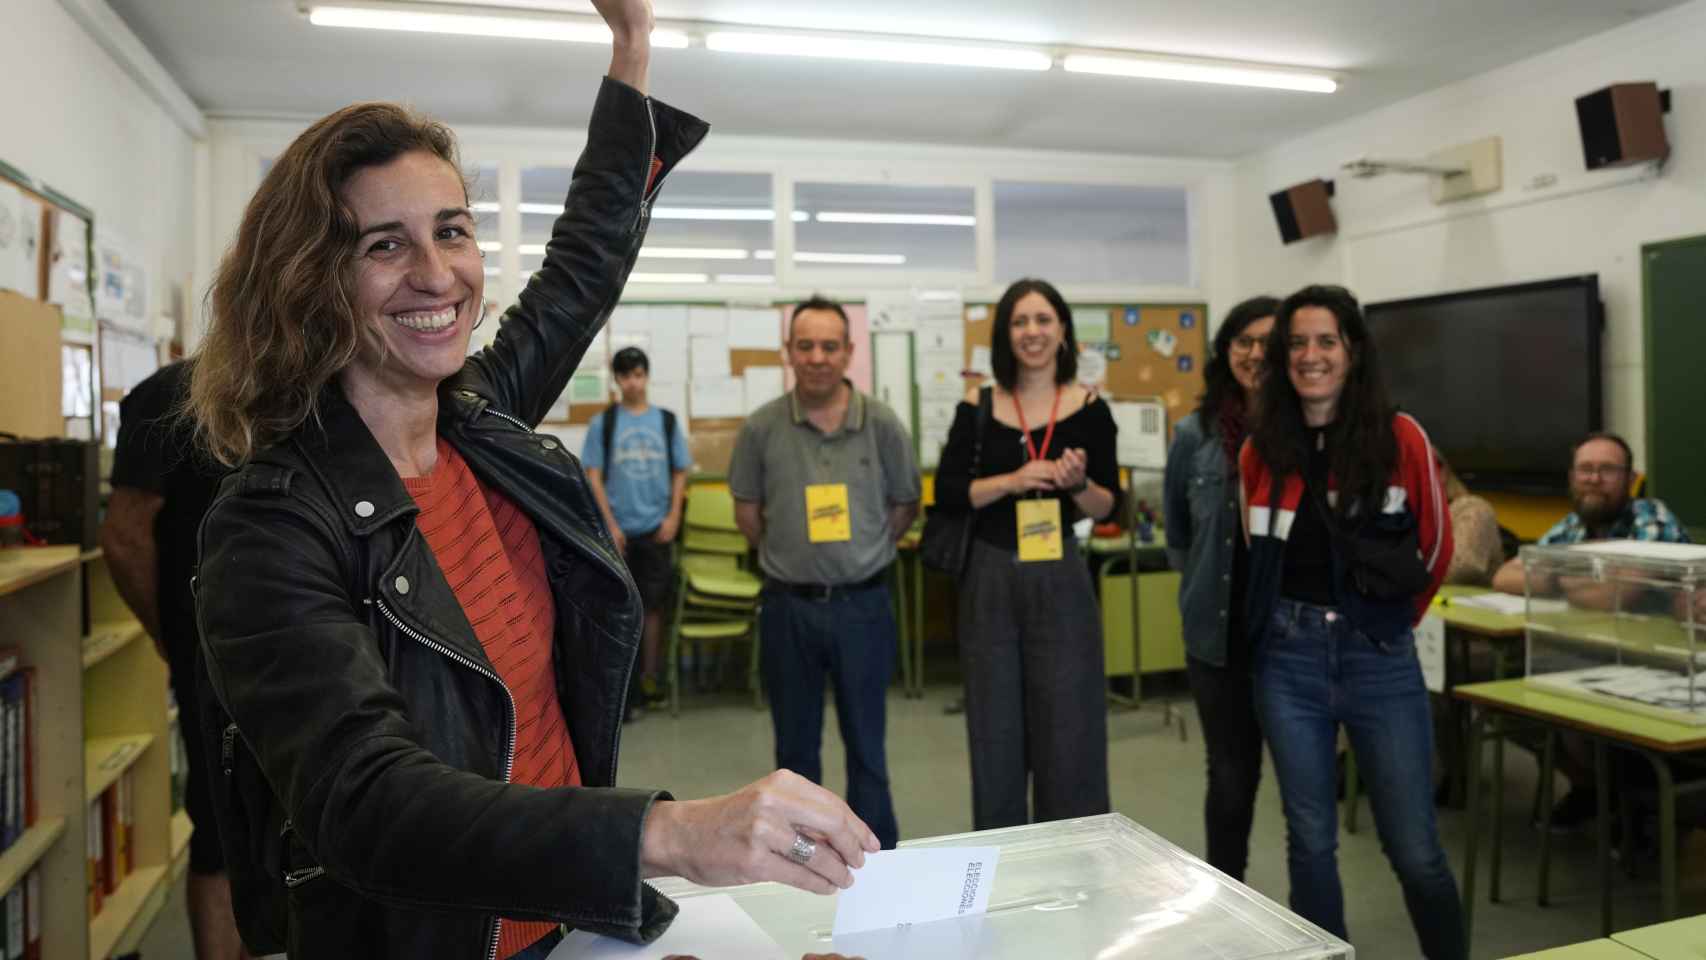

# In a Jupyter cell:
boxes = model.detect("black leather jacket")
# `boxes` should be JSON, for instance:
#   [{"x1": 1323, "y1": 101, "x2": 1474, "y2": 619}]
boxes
[{"x1": 195, "y1": 77, "x2": 707, "y2": 959}]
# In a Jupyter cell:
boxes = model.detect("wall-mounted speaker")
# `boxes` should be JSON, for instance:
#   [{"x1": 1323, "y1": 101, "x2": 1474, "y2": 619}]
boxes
[
  {"x1": 1575, "y1": 82, "x2": 1671, "y2": 170},
  {"x1": 1268, "y1": 179, "x2": 1337, "y2": 245}
]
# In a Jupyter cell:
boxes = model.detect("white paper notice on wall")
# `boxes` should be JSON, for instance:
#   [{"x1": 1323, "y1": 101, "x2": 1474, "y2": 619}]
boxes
[
  {"x1": 650, "y1": 380, "x2": 688, "y2": 422},
  {"x1": 0, "y1": 180, "x2": 21, "y2": 295},
  {"x1": 1108, "y1": 400, "x2": 1167, "y2": 469},
  {"x1": 727, "y1": 307, "x2": 782, "y2": 350},
  {"x1": 688, "y1": 305, "x2": 729, "y2": 337},
  {"x1": 1416, "y1": 613, "x2": 1447, "y2": 695},
  {"x1": 691, "y1": 377, "x2": 745, "y2": 419},
  {"x1": 866, "y1": 289, "x2": 918, "y2": 332},
  {"x1": 691, "y1": 335, "x2": 732, "y2": 378},
  {"x1": 743, "y1": 365, "x2": 785, "y2": 414}
]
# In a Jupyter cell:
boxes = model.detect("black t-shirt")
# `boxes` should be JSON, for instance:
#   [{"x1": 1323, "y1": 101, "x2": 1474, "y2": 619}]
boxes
[
  {"x1": 109, "y1": 362, "x2": 226, "y2": 668},
  {"x1": 1280, "y1": 425, "x2": 1337, "y2": 605},
  {"x1": 936, "y1": 390, "x2": 1122, "y2": 551}
]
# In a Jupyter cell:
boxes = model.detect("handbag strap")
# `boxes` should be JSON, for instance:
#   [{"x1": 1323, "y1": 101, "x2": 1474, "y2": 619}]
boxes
[{"x1": 971, "y1": 386, "x2": 991, "y2": 481}]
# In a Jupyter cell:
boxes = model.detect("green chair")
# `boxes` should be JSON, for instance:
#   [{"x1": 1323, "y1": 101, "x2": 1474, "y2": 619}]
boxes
[{"x1": 666, "y1": 515, "x2": 765, "y2": 715}]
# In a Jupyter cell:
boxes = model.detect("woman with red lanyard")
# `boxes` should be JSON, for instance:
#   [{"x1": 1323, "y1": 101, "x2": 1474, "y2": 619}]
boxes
[{"x1": 934, "y1": 278, "x2": 1122, "y2": 829}]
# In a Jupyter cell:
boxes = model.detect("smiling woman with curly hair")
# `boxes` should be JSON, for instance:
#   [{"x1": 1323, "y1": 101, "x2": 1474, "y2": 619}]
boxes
[{"x1": 184, "y1": 5, "x2": 878, "y2": 958}]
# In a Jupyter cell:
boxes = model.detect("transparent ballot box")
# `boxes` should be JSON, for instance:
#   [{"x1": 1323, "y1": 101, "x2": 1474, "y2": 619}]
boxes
[
  {"x1": 648, "y1": 814, "x2": 1351, "y2": 959},
  {"x1": 1521, "y1": 540, "x2": 1706, "y2": 725}
]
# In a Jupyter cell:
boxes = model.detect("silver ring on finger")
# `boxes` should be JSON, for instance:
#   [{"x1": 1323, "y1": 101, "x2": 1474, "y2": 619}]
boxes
[{"x1": 785, "y1": 832, "x2": 817, "y2": 865}]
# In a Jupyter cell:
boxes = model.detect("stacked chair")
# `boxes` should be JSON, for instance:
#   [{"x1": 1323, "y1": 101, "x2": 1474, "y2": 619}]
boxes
[{"x1": 666, "y1": 486, "x2": 764, "y2": 715}]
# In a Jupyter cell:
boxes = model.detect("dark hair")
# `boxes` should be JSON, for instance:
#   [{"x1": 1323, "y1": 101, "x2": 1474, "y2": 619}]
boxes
[
  {"x1": 1197, "y1": 295, "x2": 1281, "y2": 424},
  {"x1": 788, "y1": 295, "x2": 850, "y2": 341},
  {"x1": 990, "y1": 278, "x2": 1076, "y2": 391},
  {"x1": 1250, "y1": 284, "x2": 1397, "y2": 519},
  {"x1": 611, "y1": 346, "x2": 649, "y2": 375},
  {"x1": 1571, "y1": 432, "x2": 1633, "y2": 470}
]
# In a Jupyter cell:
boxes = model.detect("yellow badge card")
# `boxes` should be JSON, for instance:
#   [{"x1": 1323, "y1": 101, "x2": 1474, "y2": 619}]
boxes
[
  {"x1": 805, "y1": 483, "x2": 853, "y2": 543},
  {"x1": 1016, "y1": 498, "x2": 1064, "y2": 562}
]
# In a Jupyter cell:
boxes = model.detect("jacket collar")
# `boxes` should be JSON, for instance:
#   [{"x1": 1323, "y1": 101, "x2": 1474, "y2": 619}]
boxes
[{"x1": 294, "y1": 384, "x2": 423, "y2": 538}]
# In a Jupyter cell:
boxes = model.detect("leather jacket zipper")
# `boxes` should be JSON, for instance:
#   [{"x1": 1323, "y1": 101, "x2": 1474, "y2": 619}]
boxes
[
  {"x1": 371, "y1": 595, "x2": 514, "y2": 960},
  {"x1": 633, "y1": 97, "x2": 657, "y2": 233},
  {"x1": 473, "y1": 407, "x2": 637, "y2": 805}
]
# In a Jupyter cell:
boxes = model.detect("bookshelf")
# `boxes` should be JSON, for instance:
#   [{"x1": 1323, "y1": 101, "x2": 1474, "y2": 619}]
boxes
[{"x1": 0, "y1": 546, "x2": 184, "y2": 959}]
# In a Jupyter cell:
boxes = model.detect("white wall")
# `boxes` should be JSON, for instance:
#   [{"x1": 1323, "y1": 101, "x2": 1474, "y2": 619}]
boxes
[
  {"x1": 201, "y1": 116, "x2": 1243, "y2": 340},
  {"x1": 3, "y1": 0, "x2": 200, "y2": 341},
  {"x1": 1233, "y1": 0, "x2": 1706, "y2": 468}
]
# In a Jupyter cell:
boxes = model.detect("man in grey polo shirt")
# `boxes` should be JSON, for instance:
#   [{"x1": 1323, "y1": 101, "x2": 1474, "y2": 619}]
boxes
[{"x1": 730, "y1": 295, "x2": 921, "y2": 849}]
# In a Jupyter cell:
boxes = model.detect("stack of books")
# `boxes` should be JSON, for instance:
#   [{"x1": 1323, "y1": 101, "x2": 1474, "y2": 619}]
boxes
[
  {"x1": 85, "y1": 771, "x2": 135, "y2": 917},
  {"x1": 0, "y1": 650, "x2": 34, "y2": 858}
]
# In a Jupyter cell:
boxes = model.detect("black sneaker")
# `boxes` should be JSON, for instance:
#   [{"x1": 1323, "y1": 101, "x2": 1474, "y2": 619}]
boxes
[{"x1": 1538, "y1": 786, "x2": 1598, "y2": 833}]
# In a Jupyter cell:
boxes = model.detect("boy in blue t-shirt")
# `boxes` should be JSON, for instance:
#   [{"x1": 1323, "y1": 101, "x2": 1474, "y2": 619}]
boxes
[{"x1": 584, "y1": 347, "x2": 693, "y2": 713}]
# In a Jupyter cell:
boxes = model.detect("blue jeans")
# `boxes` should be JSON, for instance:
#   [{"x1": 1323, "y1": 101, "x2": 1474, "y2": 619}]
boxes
[
  {"x1": 760, "y1": 583, "x2": 900, "y2": 849},
  {"x1": 1255, "y1": 599, "x2": 1466, "y2": 960}
]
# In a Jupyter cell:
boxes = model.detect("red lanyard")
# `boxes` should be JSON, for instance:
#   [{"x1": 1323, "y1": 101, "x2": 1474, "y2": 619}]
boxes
[{"x1": 1013, "y1": 387, "x2": 1063, "y2": 463}]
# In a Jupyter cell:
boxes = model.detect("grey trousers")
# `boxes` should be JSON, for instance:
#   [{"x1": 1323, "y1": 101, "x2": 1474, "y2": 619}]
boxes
[{"x1": 957, "y1": 538, "x2": 1111, "y2": 830}]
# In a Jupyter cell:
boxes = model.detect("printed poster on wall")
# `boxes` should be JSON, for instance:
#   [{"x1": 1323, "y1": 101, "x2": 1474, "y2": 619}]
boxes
[{"x1": 94, "y1": 226, "x2": 149, "y2": 332}]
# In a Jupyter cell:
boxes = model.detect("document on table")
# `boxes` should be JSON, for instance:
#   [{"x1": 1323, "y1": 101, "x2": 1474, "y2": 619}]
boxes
[
  {"x1": 1449, "y1": 592, "x2": 1566, "y2": 616},
  {"x1": 832, "y1": 846, "x2": 1000, "y2": 937},
  {"x1": 548, "y1": 893, "x2": 786, "y2": 959}
]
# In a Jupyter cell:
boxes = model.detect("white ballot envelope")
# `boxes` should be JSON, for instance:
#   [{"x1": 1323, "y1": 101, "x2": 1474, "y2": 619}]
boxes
[
  {"x1": 549, "y1": 893, "x2": 786, "y2": 960},
  {"x1": 831, "y1": 847, "x2": 1000, "y2": 937}
]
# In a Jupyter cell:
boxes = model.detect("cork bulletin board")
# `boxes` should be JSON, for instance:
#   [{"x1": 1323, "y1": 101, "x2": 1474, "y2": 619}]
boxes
[{"x1": 961, "y1": 302, "x2": 1209, "y2": 439}]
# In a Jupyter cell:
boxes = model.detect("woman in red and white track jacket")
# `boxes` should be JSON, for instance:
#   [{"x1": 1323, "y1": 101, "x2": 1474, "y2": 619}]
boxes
[{"x1": 1237, "y1": 285, "x2": 1463, "y2": 960}]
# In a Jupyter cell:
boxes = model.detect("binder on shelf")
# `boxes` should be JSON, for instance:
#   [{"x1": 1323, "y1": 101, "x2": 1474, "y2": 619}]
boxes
[
  {"x1": 99, "y1": 786, "x2": 118, "y2": 895},
  {"x1": 85, "y1": 798, "x2": 101, "y2": 917},
  {"x1": 18, "y1": 670, "x2": 32, "y2": 831},
  {"x1": 4, "y1": 883, "x2": 20, "y2": 960},
  {"x1": 23, "y1": 871, "x2": 39, "y2": 960},
  {"x1": 2, "y1": 676, "x2": 18, "y2": 848},
  {"x1": 115, "y1": 773, "x2": 133, "y2": 882}
]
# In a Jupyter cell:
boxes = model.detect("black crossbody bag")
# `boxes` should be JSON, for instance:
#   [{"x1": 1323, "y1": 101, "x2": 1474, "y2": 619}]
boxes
[
  {"x1": 1307, "y1": 479, "x2": 1431, "y2": 601},
  {"x1": 919, "y1": 388, "x2": 991, "y2": 575}
]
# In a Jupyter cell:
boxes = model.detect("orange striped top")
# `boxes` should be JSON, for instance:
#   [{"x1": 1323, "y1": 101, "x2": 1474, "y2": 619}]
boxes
[{"x1": 404, "y1": 436, "x2": 577, "y2": 958}]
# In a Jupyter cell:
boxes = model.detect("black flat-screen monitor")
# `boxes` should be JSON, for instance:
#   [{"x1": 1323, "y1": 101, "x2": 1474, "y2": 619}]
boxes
[{"x1": 1365, "y1": 276, "x2": 1603, "y2": 495}]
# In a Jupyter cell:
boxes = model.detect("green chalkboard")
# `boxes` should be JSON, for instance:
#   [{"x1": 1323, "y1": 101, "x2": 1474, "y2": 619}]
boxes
[{"x1": 1643, "y1": 234, "x2": 1706, "y2": 537}]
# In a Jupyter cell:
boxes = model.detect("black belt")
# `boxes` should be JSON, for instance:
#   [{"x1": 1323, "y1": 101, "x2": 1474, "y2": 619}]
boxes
[{"x1": 765, "y1": 572, "x2": 886, "y2": 602}]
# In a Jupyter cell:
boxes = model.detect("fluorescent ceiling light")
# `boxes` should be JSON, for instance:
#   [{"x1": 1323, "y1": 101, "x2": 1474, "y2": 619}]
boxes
[
  {"x1": 917, "y1": 289, "x2": 963, "y2": 301},
  {"x1": 639, "y1": 247, "x2": 749, "y2": 260},
  {"x1": 628, "y1": 272, "x2": 709, "y2": 283},
  {"x1": 716, "y1": 274, "x2": 776, "y2": 284},
  {"x1": 753, "y1": 249, "x2": 908, "y2": 265},
  {"x1": 308, "y1": 6, "x2": 689, "y2": 47},
  {"x1": 1063, "y1": 53, "x2": 1337, "y2": 93},
  {"x1": 520, "y1": 243, "x2": 547, "y2": 255},
  {"x1": 478, "y1": 240, "x2": 502, "y2": 252},
  {"x1": 815, "y1": 211, "x2": 976, "y2": 226},
  {"x1": 706, "y1": 31, "x2": 1049, "y2": 71},
  {"x1": 652, "y1": 206, "x2": 770, "y2": 221}
]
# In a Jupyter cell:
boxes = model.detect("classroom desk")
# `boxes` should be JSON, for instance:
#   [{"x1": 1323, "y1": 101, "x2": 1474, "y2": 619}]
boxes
[
  {"x1": 1612, "y1": 914, "x2": 1706, "y2": 959},
  {"x1": 1433, "y1": 586, "x2": 1529, "y2": 809},
  {"x1": 1458, "y1": 680, "x2": 1706, "y2": 940}
]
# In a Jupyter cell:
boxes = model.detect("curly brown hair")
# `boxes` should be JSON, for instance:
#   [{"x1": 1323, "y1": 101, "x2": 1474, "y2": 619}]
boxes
[{"x1": 189, "y1": 102, "x2": 466, "y2": 466}]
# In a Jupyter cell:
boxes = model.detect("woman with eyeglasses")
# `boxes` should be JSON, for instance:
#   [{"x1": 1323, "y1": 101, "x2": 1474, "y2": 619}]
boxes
[
  {"x1": 1239, "y1": 285, "x2": 1463, "y2": 958},
  {"x1": 1162, "y1": 295, "x2": 1277, "y2": 883}
]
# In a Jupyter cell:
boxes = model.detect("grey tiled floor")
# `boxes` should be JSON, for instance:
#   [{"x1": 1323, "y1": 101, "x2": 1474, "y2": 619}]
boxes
[{"x1": 138, "y1": 684, "x2": 1706, "y2": 959}]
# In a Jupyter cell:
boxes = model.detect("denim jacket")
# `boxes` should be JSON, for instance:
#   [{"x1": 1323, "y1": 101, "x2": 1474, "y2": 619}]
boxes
[{"x1": 1163, "y1": 412, "x2": 1242, "y2": 667}]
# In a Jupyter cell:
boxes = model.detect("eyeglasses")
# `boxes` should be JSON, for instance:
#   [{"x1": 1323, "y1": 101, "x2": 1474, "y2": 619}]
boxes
[
  {"x1": 1572, "y1": 463, "x2": 1629, "y2": 481},
  {"x1": 1230, "y1": 335, "x2": 1266, "y2": 353}
]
